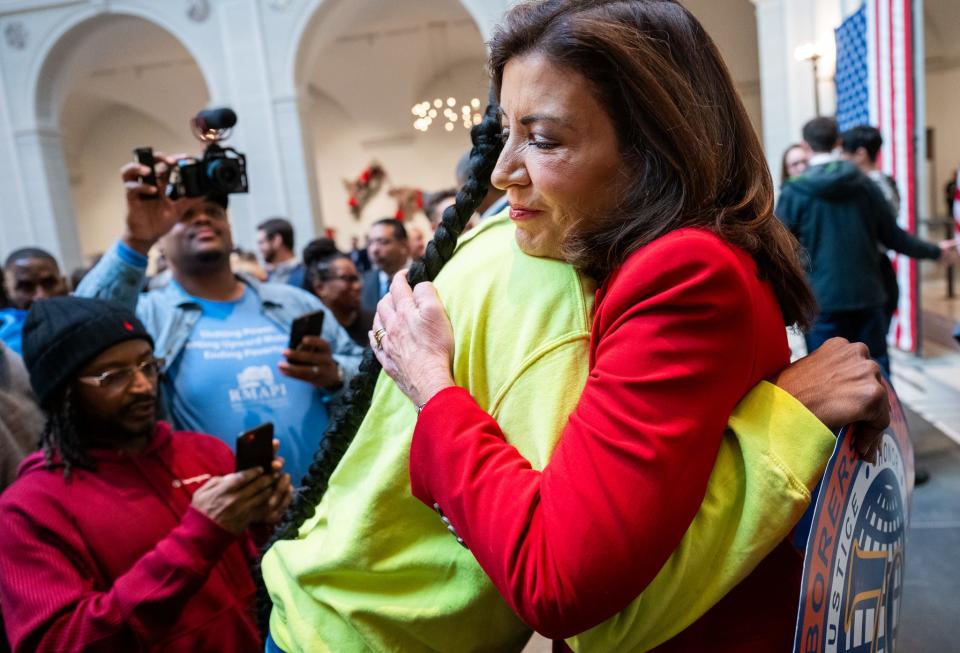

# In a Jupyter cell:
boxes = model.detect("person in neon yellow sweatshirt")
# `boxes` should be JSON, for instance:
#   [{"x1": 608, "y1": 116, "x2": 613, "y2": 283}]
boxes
[{"x1": 262, "y1": 213, "x2": 886, "y2": 652}]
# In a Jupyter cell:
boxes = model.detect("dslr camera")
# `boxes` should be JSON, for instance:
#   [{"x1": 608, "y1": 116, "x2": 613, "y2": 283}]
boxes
[{"x1": 135, "y1": 107, "x2": 248, "y2": 201}]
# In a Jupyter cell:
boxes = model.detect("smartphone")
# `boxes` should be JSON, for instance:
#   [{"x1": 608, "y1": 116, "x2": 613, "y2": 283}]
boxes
[
  {"x1": 288, "y1": 310, "x2": 325, "y2": 351},
  {"x1": 133, "y1": 147, "x2": 158, "y2": 201},
  {"x1": 235, "y1": 422, "x2": 274, "y2": 473}
]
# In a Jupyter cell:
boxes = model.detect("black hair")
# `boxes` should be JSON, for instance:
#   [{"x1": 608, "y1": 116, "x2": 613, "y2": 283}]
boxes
[
  {"x1": 255, "y1": 97, "x2": 503, "y2": 631},
  {"x1": 802, "y1": 117, "x2": 839, "y2": 154},
  {"x1": 370, "y1": 218, "x2": 408, "y2": 242},
  {"x1": 455, "y1": 150, "x2": 472, "y2": 186},
  {"x1": 257, "y1": 218, "x2": 295, "y2": 251},
  {"x1": 305, "y1": 252, "x2": 353, "y2": 293},
  {"x1": 4, "y1": 247, "x2": 59, "y2": 271},
  {"x1": 840, "y1": 125, "x2": 883, "y2": 162},
  {"x1": 301, "y1": 238, "x2": 343, "y2": 292},
  {"x1": 39, "y1": 386, "x2": 95, "y2": 478},
  {"x1": 301, "y1": 238, "x2": 340, "y2": 267}
]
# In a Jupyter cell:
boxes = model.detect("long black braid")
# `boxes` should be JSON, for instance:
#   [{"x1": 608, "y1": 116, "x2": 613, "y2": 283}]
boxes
[
  {"x1": 255, "y1": 96, "x2": 504, "y2": 631},
  {"x1": 40, "y1": 386, "x2": 95, "y2": 478}
]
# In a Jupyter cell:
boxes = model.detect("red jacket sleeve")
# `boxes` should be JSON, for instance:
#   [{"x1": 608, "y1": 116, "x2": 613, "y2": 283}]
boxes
[
  {"x1": 0, "y1": 503, "x2": 236, "y2": 653},
  {"x1": 409, "y1": 232, "x2": 761, "y2": 638}
]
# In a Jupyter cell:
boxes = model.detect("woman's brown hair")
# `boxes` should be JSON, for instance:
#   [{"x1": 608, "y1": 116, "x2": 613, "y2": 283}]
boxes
[{"x1": 490, "y1": 0, "x2": 816, "y2": 328}]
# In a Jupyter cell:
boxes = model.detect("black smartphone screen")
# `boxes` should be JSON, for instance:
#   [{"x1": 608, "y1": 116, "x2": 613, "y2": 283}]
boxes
[
  {"x1": 288, "y1": 310, "x2": 325, "y2": 350},
  {"x1": 235, "y1": 422, "x2": 274, "y2": 473}
]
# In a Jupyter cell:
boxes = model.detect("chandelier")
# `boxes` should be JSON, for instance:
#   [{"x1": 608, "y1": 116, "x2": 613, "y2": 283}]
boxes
[{"x1": 412, "y1": 97, "x2": 483, "y2": 132}]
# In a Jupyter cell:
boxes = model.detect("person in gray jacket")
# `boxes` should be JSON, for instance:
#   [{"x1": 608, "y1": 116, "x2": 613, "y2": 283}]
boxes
[
  {"x1": 0, "y1": 342, "x2": 43, "y2": 492},
  {"x1": 76, "y1": 156, "x2": 364, "y2": 484}
]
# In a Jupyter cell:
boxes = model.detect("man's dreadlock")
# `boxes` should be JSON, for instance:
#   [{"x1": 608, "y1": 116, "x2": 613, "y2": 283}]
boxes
[{"x1": 39, "y1": 386, "x2": 95, "y2": 478}]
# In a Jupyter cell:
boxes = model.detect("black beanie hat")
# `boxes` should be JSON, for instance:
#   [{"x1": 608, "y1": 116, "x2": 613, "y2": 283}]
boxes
[{"x1": 22, "y1": 297, "x2": 154, "y2": 404}]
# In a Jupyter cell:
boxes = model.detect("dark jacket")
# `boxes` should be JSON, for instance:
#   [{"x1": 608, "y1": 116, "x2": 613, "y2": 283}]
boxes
[
  {"x1": 777, "y1": 160, "x2": 940, "y2": 312},
  {"x1": 361, "y1": 268, "x2": 385, "y2": 314},
  {"x1": 0, "y1": 343, "x2": 43, "y2": 492}
]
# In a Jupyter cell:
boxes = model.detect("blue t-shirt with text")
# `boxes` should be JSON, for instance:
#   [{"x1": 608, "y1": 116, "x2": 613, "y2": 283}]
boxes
[{"x1": 166, "y1": 285, "x2": 327, "y2": 484}]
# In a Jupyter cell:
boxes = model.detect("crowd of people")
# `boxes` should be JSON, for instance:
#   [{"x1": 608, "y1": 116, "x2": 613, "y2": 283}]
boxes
[
  {"x1": 0, "y1": 0, "x2": 953, "y2": 651},
  {"x1": 778, "y1": 118, "x2": 958, "y2": 375}
]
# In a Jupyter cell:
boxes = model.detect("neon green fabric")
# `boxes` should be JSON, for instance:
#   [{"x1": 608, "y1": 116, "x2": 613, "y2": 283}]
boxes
[{"x1": 262, "y1": 214, "x2": 835, "y2": 652}]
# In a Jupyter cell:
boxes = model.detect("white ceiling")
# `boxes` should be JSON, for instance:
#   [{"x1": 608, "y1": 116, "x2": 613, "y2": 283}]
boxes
[
  {"x1": 55, "y1": 16, "x2": 208, "y2": 145},
  {"x1": 300, "y1": 0, "x2": 486, "y2": 131}
]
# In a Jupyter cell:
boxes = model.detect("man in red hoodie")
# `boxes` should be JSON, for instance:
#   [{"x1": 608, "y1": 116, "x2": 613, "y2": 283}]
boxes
[{"x1": 0, "y1": 296, "x2": 292, "y2": 652}]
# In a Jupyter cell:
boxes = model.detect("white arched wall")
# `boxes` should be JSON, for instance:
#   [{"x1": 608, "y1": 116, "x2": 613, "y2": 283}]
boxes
[
  {"x1": 1, "y1": 2, "x2": 224, "y2": 270},
  {"x1": 47, "y1": 15, "x2": 210, "y2": 261},
  {"x1": 29, "y1": 11, "x2": 219, "y2": 128},
  {"x1": 291, "y1": 0, "x2": 492, "y2": 249},
  {"x1": 281, "y1": 0, "x2": 508, "y2": 101},
  {"x1": 1, "y1": 0, "x2": 332, "y2": 269}
]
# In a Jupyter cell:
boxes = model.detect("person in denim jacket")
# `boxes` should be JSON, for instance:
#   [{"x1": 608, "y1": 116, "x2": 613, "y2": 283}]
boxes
[{"x1": 76, "y1": 160, "x2": 364, "y2": 484}]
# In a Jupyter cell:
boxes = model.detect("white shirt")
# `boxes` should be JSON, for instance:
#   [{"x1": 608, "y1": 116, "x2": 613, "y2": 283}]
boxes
[{"x1": 808, "y1": 151, "x2": 840, "y2": 167}]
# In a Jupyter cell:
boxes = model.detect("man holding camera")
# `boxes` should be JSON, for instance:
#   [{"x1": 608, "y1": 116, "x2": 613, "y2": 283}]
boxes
[
  {"x1": 0, "y1": 296, "x2": 292, "y2": 652},
  {"x1": 76, "y1": 154, "x2": 365, "y2": 484}
]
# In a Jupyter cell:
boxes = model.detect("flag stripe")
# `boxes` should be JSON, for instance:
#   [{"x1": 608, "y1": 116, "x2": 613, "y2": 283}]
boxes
[
  {"x1": 903, "y1": 0, "x2": 918, "y2": 349},
  {"x1": 837, "y1": 0, "x2": 919, "y2": 352}
]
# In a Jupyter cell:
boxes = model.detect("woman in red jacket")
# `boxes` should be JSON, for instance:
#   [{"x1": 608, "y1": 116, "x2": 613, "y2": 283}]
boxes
[{"x1": 370, "y1": 1, "x2": 885, "y2": 650}]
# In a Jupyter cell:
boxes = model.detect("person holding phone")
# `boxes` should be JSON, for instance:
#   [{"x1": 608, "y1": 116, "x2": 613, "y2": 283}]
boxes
[
  {"x1": 75, "y1": 166, "x2": 365, "y2": 484},
  {"x1": 304, "y1": 250, "x2": 373, "y2": 347},
  {"x1": 0, "y1": 296, "x2": 292, "y2": 652}
]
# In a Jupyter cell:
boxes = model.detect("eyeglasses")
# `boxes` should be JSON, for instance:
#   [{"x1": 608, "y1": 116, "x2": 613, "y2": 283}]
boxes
[
  {"x1": 368, "y1": 237, "x2": 399, "y2": 247},
  {"x1": 323, "y1": 273, "x2": 361, "y2": 284},
  {"x1": 15, "y1": 277, "x2": 63, "y2": 294},
  {"x1": 77, "y1": 358, "x2": 165, "y2": 390}
]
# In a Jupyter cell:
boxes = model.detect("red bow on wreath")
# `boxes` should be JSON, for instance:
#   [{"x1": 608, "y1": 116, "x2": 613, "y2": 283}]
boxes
[
  {"x1": 389, "y1": 188, "x2": 424, "y2": 221},
  {"x1": 343, "y1": 163, "x2": 386, "y2": 220}
]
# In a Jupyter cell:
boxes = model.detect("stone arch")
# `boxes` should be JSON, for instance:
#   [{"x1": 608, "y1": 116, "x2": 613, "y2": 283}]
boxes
[
  {"x1": 284, "y1": 0, "x2": 495, "y2": 102},
  {"x1": 26, "y1": 8, "x2": 213, "y2": 265},
  {"x1": 285, "y1": 0, "x2": 491, "y2": 247},
  {"x1": 30, "y1": 7, "x2": 218, "y2": 129}
]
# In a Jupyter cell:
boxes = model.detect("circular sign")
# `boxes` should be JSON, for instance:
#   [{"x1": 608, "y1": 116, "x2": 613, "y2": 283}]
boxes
[{"x1": 794, "y1": 382, "x2": 913, "y2": 653}]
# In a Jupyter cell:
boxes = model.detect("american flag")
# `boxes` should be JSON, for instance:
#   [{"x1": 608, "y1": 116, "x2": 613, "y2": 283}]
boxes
[
  {"x1": 835, "y1": 0, "x2": 919, "y2": 353},
  {"x1": 954, "y1": 167, "x2": 960, "y2": 229}
]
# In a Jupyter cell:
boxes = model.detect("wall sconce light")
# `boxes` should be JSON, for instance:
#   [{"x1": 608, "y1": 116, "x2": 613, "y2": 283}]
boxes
[{"x1": 794, "y1": 42, "x2": 823, "y2": 117}]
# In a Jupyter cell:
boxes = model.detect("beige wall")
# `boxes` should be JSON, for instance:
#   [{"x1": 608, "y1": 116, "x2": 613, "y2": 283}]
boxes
[
  {"x1": 925, "y1": 66, "x2": 960, "y2": 220},
  {"x1": 683, "y1": 0, "x2": 764, "y2": 139}
]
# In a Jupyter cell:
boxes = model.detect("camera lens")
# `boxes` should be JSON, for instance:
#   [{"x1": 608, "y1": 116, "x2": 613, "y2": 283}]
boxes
[{"x1": 207, "y1": 159, "x2": 240, "y2": 192}]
